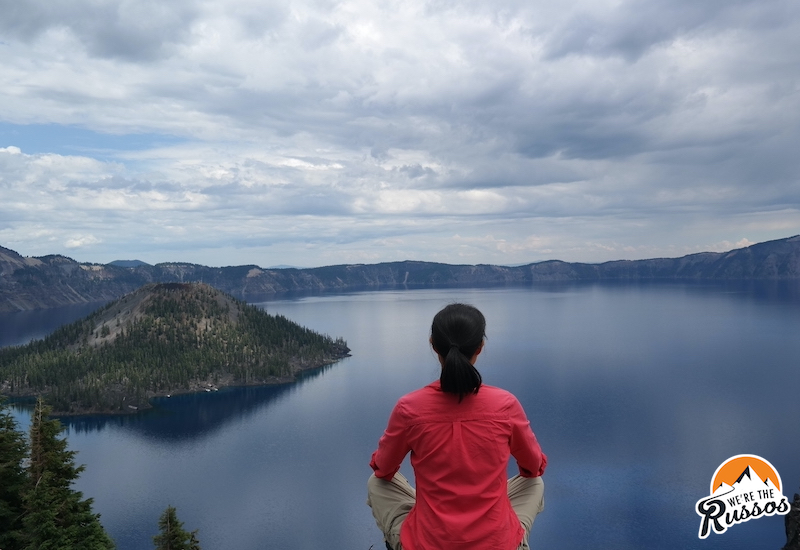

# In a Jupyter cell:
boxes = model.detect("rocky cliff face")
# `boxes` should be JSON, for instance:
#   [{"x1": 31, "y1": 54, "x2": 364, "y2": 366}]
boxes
[
  {"x1": 2, "y1": 236, "x2": 799, "y2": 312},
  {"x1": 785, "y1": 492, "x2": 800, "y2": 550}
]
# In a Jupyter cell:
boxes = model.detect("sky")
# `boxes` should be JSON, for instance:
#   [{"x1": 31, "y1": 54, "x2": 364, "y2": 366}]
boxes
[{"x1": 1, "y1": 0, "x2": 799, "y2": 268}]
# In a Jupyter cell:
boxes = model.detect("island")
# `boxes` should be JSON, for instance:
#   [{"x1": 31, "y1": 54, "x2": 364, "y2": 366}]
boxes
[{"x1": 0, "y1": 283, "x2": 350, "y2": 415}]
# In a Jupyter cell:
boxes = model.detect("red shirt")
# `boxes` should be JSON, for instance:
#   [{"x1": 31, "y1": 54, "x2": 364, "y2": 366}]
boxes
[{"x1": 370, "y1": 381, "x2": 547, "y2": 550}]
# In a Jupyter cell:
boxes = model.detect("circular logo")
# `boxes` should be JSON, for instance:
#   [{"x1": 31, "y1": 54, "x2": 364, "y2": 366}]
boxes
[{"x1": 697, "y1": 454, "x2": 791, "y2": 539}]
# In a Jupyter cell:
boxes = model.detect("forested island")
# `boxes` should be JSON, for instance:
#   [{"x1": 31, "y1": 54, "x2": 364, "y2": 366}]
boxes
[{"x1": 0, "y1": 283, "x2": 349, "y2": 414}]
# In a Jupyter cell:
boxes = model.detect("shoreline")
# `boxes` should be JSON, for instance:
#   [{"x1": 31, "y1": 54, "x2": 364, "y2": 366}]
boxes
[{"x1": 4, "y1": 352, "x2": 350, "y2": 417}]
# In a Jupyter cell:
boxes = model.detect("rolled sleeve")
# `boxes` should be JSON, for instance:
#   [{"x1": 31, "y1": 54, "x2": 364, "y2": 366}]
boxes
[{"x1": 509, "y1": 399, "x2": 547, "y2": 478}]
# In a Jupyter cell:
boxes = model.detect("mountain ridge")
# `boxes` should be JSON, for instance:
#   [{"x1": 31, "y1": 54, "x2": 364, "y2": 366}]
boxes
[{"x1": 2, "y1": 235, "x2": 799, "y2": 312}]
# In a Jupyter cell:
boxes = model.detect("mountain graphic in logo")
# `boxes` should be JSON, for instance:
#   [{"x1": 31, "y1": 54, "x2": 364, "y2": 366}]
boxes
[
  {"x1": 698, "y1": 455, "x2": 790, "y2": 538},
  {"x1": 711, "y1": 455, "x2": 782, "y2": 493},
  {"x1": 713, "y1": 465, "x2": 780, "y2": 496}
]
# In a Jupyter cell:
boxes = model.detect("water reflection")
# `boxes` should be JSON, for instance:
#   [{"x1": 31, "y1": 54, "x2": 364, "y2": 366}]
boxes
[
  {"x1": 0, "y1": 301, "x2": 107, "y2": 347},
  {"x1": 60, "y1": 363, "x2": 339, "y2": 440},
  {"x1": 2, "y1": 281, "x2": 798, "y2": 351}
]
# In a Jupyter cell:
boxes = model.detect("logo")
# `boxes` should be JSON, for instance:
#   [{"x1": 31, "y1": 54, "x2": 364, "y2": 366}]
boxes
[{"x1": 696, "y1": 454, "x2": 790, "y2": 538}]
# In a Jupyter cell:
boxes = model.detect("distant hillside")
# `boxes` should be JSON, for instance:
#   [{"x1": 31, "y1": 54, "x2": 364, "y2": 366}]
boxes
[
  {"x1": 108, "y1": 259, "x2": 151, "y2": 268},
  {"x1": 1, "y1": 235, "x2": 799, "y2": 313},
  {"x1": 0, "y1": 283, "x2": 349, "y2": 414}
]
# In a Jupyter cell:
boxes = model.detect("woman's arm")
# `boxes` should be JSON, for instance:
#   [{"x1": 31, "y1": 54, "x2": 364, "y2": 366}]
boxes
[
  {"x1": 509, "y1": 399, "x2": 547, "y2": 478},
  {"x1": 370, "y1": 401, "x2": 412, "y2": 480}
]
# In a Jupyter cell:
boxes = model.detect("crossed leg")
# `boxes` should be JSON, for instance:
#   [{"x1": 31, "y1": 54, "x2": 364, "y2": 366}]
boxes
[{"x1": 367, "y1": 473, "x2": 544, "y2": 550}]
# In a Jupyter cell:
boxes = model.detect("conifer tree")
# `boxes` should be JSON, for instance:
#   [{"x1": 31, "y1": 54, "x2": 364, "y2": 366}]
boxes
[
  {"x1": 0, "y1": 397, "x2": 27, "y2": 550},
  {"x1": 153, "y1": 505, "x2": 201, "y2": 550},
  {"x1": 22, "y1": 397, "x2": 115, "y2": 549}
]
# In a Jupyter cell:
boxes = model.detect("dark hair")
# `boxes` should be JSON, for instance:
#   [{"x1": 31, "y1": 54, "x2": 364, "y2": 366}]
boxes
[{"x1": 431, "y1": 303, "x2": 485, "y2": 402}]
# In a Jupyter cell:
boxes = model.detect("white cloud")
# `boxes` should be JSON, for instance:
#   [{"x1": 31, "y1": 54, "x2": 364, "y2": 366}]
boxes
[{"x1": 65, "y1": 235, "x2": 101, "y2": 248}]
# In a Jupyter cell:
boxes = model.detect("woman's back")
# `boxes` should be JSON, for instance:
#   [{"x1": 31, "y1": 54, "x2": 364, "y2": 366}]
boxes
[{"x1": 371, "y1": 381, "x2": 545, "y2": 549}]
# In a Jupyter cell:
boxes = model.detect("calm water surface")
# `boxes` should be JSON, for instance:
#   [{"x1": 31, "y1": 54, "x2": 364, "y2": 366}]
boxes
[{"x1": 4, "y1": 282, "x2": 800, "y2": 550}]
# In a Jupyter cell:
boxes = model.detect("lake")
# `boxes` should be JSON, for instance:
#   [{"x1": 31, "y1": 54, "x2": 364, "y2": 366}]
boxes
[{"x1": 3, "y1": 281, "x2": 800, "y2": 549}]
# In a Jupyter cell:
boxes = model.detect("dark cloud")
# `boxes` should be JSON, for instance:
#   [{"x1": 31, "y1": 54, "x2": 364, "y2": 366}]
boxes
[
  {"x1": 398, "y1": 164, "x2": 437, "y2": 179},
  {"x1": 0, "y1": 0, "x2": 199, "y2": 61},
  {"x1": 543, "y1": 0, "x2": 792, "y2": 61}
]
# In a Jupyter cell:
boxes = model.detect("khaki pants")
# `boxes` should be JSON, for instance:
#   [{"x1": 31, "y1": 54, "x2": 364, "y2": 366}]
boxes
[{"x1": 366, "y1": 473, "x2": 544, "y2": 550}]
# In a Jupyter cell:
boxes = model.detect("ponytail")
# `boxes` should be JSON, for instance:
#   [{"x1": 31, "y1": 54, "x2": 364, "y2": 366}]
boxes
[{"x1": 431, "y1": 304, "x2": 485, "y2": 402}]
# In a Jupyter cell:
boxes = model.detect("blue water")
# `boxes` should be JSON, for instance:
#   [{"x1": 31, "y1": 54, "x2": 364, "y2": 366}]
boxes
[{"x1": 4, "y1": 282, "x2": 800, "y2": 549}]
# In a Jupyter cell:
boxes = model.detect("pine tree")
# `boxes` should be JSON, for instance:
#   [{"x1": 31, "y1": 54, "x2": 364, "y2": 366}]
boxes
[
  {"x1": 22, "y1": 397, "x2": 115, "y2": 549},
  {"x1": 0, "y1": 397, "x2": 28, "y2": 550},
  {"x1": 153, "y1": 505, "x2": 201, "y2": 550}
]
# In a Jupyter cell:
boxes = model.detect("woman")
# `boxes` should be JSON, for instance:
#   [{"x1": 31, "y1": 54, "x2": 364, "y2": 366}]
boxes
[{"x1": 367, "y1": 303, "x2": 547, "y2": 550}]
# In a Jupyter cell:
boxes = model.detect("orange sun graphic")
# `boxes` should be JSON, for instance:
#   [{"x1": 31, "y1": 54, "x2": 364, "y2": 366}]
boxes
[{"x1": 711, "y1": 454, "x2": 782, "y2": 493}]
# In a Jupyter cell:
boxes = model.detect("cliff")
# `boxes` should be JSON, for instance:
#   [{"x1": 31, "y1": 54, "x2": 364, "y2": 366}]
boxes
[
  {"x1": 785, "y1": 492, "x2": 800, "y2": 550},
  {"x1": 2, "y1": 235, "x2": 799, "y2": 313}
]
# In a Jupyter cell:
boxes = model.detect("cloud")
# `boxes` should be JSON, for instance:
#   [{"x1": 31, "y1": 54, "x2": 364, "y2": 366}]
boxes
[
  {"x1": 0, "y1": 0, "x2": 201, "y2": 61},
  {"x1": 65, "y1": 235, "x2": 101, "y2": 249},
  {"x1": 0, "y1": 0, "x2": 798, "y2": 266}
]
